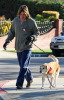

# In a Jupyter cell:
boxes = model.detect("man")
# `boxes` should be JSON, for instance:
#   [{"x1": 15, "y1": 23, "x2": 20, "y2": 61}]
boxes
[{"x1": 3, "y1": 5, "x2": 40, "y2": 89}]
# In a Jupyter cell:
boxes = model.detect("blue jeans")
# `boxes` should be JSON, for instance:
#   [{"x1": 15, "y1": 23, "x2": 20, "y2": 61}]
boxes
[{"x1": 16, "y1": 50, "x2": 33, "y2": 87}]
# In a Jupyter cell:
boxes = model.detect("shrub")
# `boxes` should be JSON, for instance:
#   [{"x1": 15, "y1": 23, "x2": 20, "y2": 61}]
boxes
[
  {"x1": 0, "y1": 0, "x2": 64, "y2": 20},
  {"x1": 35, "y1": 14, "x2": 43, "y2": 21},
  {"x1": 35, "y1": 14, "x2": 56, "y2": 21},
  {"x1": 0, "y1": 16, "x2": 12, "y2": 37}
]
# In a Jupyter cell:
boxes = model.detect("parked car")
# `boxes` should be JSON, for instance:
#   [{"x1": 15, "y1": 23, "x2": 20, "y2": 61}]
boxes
[{"x1": 50, "y1": 32, "x2": 64, "y2": 56}]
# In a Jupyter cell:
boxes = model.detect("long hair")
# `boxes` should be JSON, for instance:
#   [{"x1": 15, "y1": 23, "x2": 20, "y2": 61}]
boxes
[{"x1": 17, "y1": 5, "x2": 31, "y2": 19}]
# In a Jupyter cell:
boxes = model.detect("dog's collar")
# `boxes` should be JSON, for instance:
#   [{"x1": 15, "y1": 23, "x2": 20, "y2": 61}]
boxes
[{"x1": 48, "y1": 66, "x2": 52, "y2": 73}]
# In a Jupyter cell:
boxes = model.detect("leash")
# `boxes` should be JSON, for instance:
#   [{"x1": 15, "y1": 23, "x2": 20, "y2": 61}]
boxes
[
  {"x1": 47, "y1": 75, "x2": 55, "y2": 88},
  {"x1": 33, "y1": 43, "x2": 49, "y2": 56}
]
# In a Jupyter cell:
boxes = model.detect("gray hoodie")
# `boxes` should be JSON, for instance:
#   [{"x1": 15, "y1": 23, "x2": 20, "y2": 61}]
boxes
[{"x1": 6, "y1": 17, "x2": 40, "y2": 52}]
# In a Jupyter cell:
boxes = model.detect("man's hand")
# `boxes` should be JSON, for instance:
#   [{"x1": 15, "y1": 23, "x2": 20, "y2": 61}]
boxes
[
  {"x1": 27, "y1": 36, "x2": 34, "y2": 41},
  {"x1": 25, "y1": 36, "x2": 34, "y2": 45},
  {"x1": 3, "y1": 42, "x2": 8, "y2": 50}
]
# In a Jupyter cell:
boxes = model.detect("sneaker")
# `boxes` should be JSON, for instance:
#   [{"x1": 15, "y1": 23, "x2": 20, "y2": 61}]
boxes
[
  {"x1": 26, "y1": 80, "x2": 33, "y2": 88},
  {"x1": 16, "y1": 86, "x2": 23, "y2": 89}
]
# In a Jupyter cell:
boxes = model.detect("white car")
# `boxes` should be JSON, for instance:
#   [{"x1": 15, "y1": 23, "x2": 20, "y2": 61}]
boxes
[{"x1": 50, "y1": 32, "x2": 64, "y2": 56}]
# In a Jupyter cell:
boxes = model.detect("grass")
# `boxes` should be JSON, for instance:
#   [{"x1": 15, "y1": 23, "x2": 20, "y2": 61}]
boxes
[
  {"x1": 32, "y1": 49, "x2": 52, "y2": 54},
  {"x1": 4, "y1": 49, "x2": 52, "y2": 54}
]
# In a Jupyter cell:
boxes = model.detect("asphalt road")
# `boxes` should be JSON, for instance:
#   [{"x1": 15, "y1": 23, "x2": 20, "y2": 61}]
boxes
[{"x1": 0, "y1": 53, "x2": 64, "y2": 81}]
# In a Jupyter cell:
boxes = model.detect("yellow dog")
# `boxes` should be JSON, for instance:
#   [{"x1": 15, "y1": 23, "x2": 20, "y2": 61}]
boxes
[{"x1": 40, "y1": 55, "x2": 60, "y2": 89}]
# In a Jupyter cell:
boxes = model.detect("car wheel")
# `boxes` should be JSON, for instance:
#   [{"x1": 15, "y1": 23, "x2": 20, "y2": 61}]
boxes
[{"x1": 52, "y1": 50, "x2": 61, "y2": 57}]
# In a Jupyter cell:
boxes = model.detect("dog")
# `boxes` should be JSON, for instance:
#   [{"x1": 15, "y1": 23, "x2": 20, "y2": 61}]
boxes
[{"x1": 40, "y1": 55, "x2": 60, "y2": 89}]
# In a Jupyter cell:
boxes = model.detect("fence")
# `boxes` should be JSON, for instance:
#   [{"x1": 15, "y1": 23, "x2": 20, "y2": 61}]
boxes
[
  {"x1": 36, "y1": 21, "x2": 54, "y2": 34},
  {"x1": 0, "y1": 20, "x2": 54, "y2": 37}
]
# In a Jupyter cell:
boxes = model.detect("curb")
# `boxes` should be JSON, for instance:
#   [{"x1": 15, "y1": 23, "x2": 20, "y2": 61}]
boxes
[
  {"x1": 31, "y1": 53, "x2": 49, "y2": 57},
  {"x1": 0, "y1": 49, "x2": 50, "y2": 57}
]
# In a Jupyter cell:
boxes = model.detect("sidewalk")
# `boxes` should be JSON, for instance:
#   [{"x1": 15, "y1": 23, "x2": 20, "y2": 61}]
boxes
[
  {"x1": 0, "y1": 77, "x2": 64, "y2": 100},
  {"x1": 0, "y1": 30, "x2": 55, "y2": 50}
]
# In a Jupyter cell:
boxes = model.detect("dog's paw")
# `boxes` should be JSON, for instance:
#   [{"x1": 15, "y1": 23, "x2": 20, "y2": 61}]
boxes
[{"x1": 41, "y1": 87, "x2": 44, "y2": 89}]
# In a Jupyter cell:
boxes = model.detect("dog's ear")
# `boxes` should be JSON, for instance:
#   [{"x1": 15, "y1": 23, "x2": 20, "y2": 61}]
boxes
[
  {"x1": 46, "y1": 65, "x2": 50, "y2": 71},
  {"x1": 44, "y1": 63, "x2": 48, "y2": 69},
  {"x1": 45, "y1": 65, "x2": 48, "y2": 69}
]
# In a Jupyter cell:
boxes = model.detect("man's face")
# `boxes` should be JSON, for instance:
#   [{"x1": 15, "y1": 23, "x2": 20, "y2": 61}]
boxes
[{"x1": 20, "y1": 11, "x2": 26, "y2": 22}]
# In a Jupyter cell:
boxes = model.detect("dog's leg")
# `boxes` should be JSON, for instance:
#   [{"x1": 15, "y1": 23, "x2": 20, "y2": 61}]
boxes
[
  {"x1": 41, "y1": 75, "x2": 45, "y2": 89},
  {"x1": 55, "y1": 71, "x2": 59, "y2": 87},
  {"x1": 52, "y1": 73, "x2": 56, "y2": 88},
  {"x1": 49, "y1": 77, "x2": 53, "y2": 89},
  {"x1": 54, "y1": 73, "x2": 57, "y2": 87},
  {"x1": 55, "y1": 68, "x2": 60, "y2": 87},
  {"x1": 53, "y1": 72, "x2": 57, "y2": 88}
]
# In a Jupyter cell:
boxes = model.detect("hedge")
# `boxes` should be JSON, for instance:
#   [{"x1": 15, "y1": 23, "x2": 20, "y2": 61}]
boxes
[{"x1": 0, "y1": 0, "x2": 64, "y2": 20}]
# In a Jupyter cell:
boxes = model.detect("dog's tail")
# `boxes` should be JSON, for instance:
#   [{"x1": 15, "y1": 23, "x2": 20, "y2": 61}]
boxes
[{"x1": 48, "y1": 55, "x2": 59, "y2": 63}]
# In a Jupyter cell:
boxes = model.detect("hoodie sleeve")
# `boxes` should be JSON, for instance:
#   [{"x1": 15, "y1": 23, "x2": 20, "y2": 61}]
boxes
[
  {"x1": 31, "y1": 20, "x2": 40, "y2": 41},
  {"x1": 5, "y1": 20, "x2": 15, "y2": 43}
]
